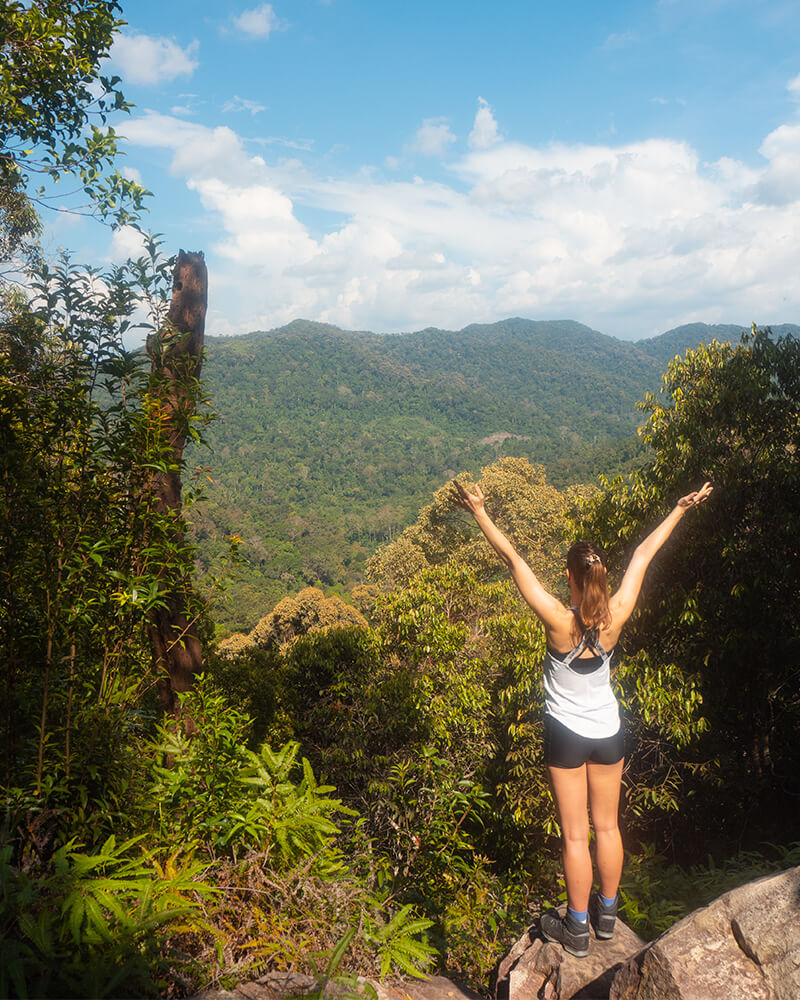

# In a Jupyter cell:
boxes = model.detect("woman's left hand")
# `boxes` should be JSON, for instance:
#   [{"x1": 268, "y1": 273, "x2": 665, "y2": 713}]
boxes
[
  {"x1": 677, "y1": 481, "x2": 714, "y2": 508},
  {"x1": 451, "y1": 481, "x2": 486, "y2": 518}
]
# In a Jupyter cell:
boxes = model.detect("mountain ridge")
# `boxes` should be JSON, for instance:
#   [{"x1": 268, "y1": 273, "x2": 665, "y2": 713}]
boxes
[{"x1": 207, "y1": 315, "x2": 800, "y2": 349}]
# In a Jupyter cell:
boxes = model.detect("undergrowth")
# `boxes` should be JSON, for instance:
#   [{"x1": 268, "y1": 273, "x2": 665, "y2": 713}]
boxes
[{"x1": 620, "y1": 840, "x2": 800, "y2": 940}]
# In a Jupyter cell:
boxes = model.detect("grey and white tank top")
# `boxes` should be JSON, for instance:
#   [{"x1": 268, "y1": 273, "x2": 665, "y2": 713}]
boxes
[{"x1": 542, "y1": 612, "x2": 620, "y2": 739}]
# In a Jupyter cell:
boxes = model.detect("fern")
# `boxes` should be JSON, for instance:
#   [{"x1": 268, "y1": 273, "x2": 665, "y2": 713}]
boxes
[{"x1": 0, "y1": 837, "x2": 214, "y2": 998}]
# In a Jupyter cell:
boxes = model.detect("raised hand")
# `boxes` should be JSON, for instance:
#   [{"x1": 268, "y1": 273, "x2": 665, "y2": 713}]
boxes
[
  {"x1": 677, "y1": 481, "x2": 714, "y2": 509},
  {"x1": 450, "y1": 480, "x2": 486, "y2": 518}
]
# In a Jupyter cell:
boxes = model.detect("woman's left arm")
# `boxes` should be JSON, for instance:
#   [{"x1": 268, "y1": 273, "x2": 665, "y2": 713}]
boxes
[{"x1": 611, "y1": 481, "x2": 714, "y2": 623}]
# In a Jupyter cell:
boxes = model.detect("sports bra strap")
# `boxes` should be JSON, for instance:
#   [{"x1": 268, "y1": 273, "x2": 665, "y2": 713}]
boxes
[{"x1": 562, "y1": 608, "x2": 609, "y2": 664}]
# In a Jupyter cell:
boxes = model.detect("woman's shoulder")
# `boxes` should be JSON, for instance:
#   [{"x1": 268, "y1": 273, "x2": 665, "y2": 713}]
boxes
[{"x1": 544, "y1": 603, "x2": 584, "y2": 644}]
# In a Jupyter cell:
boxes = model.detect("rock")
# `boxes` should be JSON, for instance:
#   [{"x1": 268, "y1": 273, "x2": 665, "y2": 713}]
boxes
[
  {"x1": 370, "y1": 975, "x2": 484, "y2": 1000},
  {"x1": 609, "y1": 865, "x2": 800, "y2": 1000},
  {"x1": 493, "y1": 908, "x2": 646, "y2": 1000},
  {"x1": 253, "y1": 972, "x2": 318, "y2": 998},
  {"x1": 188, "y1": 972, "x2": 317, "y2": 1000},
  {"x1": 189, "y1": 974, "x2": 479, "y2": 1000}
]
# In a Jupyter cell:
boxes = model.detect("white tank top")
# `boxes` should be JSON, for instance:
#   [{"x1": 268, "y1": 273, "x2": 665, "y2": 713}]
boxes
[{"x1": 542, "y1": 616, "x2": 620, "y2": 739}]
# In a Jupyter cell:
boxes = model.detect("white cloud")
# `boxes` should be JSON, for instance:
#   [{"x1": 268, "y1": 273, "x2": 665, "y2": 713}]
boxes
[
  {"x1": 753, "y1": 123, "x2": 800, "y2": 204},
  {"x1": 223, "y1": 95, "x2": 267, "y2": 115},
  {"x1": 469, "y1": 97, "x2": 501, "y2": 150},
  {"x1": 109, "y1": 225, "x2": 148, "y2": 262},
  {"x1": 121, "y1": 166, "x2": 142, "y2": 185},
  {"x1": 251, "y1": 136, "x2": 314, "y2": 151},
  {"x1": 110, "y1": 33, "x2": 199, "y2": 86},
  {"x1": 603, "y1": 30, "x2": 637, "y2": 49},
  {"x1": 410, "y1": 118, "x2": 457, "y2": 157},
  {"x1": 115, "y1": 105, "x2": 800, "y2": 338},
  {"x1": 788, "y1": 72, "x2": 800, "y2": 101},
  {"x1": 232, "y1": 4, "x2": 282, "y2": 38}
]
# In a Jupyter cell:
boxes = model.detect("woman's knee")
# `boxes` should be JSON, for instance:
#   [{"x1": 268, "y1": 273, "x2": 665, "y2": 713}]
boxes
[
  {"x1": 561, "y1": 821, "x2": 591, "y2": 847},
  {"x1": 593, "y1": 821, "x2": 621, "y2": 841}
]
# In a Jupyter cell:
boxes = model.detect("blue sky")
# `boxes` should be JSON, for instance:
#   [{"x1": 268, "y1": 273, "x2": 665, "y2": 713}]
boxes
[{"x1": 46, "y1": 0, "x2": 800, "y2": 340}]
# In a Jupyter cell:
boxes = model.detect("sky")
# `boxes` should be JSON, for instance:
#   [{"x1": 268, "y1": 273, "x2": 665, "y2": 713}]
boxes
[{"x1": 45, "y1": 0, "x2": 800, "y2": 341}]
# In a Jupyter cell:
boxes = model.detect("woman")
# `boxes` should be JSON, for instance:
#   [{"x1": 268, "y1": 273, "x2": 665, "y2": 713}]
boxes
[{"x1": 452, "y1": 479, "x2": 713, "y2": 957}]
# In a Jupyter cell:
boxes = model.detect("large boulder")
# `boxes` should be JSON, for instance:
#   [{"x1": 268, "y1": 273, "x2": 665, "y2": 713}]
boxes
[
  {"x1": 610, "y1": 865, "x2": 800, "y2": 1000},
  {"x1": 493, "y1": 908, "x2": 646, "y2": 999}
]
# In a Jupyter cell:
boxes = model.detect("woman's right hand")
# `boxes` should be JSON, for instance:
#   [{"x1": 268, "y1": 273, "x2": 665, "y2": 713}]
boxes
[{"x1": 451, "y1": 481, "x2": 486, "y2": 518}]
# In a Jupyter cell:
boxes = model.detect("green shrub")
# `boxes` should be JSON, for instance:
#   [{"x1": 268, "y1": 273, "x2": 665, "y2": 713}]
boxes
[{"x1": 0, "y1": 835, "x2": 213, "y2": 999}]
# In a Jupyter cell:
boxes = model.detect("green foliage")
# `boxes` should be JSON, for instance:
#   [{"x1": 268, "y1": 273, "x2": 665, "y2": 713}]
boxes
[
  {"x1": 234, "y1": 565, "x2": 559, "y2": 958},
  {"x1": 620, "y1": 841, "x2": 800, "y2": 940},
  {"x1": 0, "y1": 245, "x2": 211, "y2": 835},
  {"x1": 440, "y1": 867, "x2": 529, "y2": 987},
  {"x1": 367, "y1": 457, "x2": 571, "y2": 594},
  {"x1": 0, "y1": 0, "x2": 148, "y2": 239},
  {"x1": 145, "y1": 681, "x2": 350, "y2": 865},
  {"x1": 574, "y1": 327, "x2": 800, "y2": 853},
  {"x1": 614, "y1": 650, "x2": 709, "y2": 827},
  {"x1": 0, "y1": 834, "x2": 213, "y2": 999}
]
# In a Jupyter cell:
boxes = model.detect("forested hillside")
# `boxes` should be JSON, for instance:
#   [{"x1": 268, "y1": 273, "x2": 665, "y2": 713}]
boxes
[
  {"x1": 193, "y1": 318, "x2": 799, "y2": 631},
  {"x1": 5, "y1": 5, "x2": 800, "y2": 998}
]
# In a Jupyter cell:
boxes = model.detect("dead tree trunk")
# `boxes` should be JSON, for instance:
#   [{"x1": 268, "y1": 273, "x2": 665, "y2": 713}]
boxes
[{"x1": 145, "y1": 250, "x2": 207, "y2": 719}]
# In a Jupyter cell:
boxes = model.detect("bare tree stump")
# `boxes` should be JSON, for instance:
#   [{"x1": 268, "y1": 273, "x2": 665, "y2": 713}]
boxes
[{"x1": 145, "y1": 250, "x2": 207, "y2": 719}]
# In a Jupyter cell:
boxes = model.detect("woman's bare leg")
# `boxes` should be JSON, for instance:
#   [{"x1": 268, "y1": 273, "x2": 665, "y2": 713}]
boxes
[
  {"x1": 587, "y1": 759, "x2": 624, "y2": 898},
  {"x1": 548, "y1": 764, "x2": 592, "y2": 911}
]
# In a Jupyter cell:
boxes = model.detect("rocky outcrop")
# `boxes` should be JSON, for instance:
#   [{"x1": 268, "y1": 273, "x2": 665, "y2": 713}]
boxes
[
  {"x1": 609, "y1": 866, "x2": 800, "y2": 1000},
  {"x1": 493, "y1": 908, "x2": 645, "y2": 1000}
]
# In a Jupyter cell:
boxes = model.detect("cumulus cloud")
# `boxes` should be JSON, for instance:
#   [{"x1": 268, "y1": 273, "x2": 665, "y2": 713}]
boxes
[
  {"x1": 753, "y1": 124, "x2": 800, "y2": 205},
  {"x1": 115, "y1": 103, "x2": 800, "y2": 338},
  {"x1": 788, "y1": 71, "x2": 800, "y2": 101},
  {"x1": 109, "y1": 225, "x2": 148, "y2": 262},
  {"x1": 468, "y1": 97, "x2": 501, "y2": 150},
  {"x1": 232, "y1": 4, "x2": 282, "y2": 38},
  {"x1": 410, "y1": 118, "x2": 457, "y2": 157},
  {"x1": 110, "y1": 33, "x2": 199, "y2": 86}
]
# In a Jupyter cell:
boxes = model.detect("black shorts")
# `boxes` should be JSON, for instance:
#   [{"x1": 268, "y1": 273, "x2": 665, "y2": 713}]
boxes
[{"x1": 543, "y1": 714, "x2": 624, "y2": 769}]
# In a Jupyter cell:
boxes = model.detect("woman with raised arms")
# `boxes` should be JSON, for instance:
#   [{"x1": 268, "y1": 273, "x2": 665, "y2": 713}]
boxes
[{"x1": 452, "y1": 479, "x2": 713, "y2": 957}]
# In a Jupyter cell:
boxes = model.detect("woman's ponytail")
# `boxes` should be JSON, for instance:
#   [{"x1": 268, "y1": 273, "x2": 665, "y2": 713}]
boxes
[{"x1": 567, "y1": 542, "x2": 611, "y2": 634}]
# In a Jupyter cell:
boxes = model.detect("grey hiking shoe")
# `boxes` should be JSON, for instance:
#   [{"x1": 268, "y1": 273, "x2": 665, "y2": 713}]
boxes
[
  {"x1": 589, "y1": 892, "x2": 617, "y2": 940},
  {"x1": 539, "y1": 908, "x2": 590, "y2": 957}
]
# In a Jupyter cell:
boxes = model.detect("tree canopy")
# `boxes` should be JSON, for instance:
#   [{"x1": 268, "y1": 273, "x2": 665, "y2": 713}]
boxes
[
  {"x1": 574, "y1": 327, "x2": 800, "y2": 850},
  {"x1": 0, "y1": 0, "x2": 147, "y2": 266}
]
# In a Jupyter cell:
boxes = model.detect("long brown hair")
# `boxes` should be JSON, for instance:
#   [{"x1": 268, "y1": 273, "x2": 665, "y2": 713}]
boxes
[{"x1": 567, "y1": 541, "x2": 611, "y2": 635}]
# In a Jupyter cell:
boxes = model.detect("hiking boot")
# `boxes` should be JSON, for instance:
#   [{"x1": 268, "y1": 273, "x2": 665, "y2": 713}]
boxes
[
  {"x1": 539, "y1": 908, "x2": 590, "y2": 957},
  {"x1": 589, "y1": 892, "x2": 618, "y2": 940}
]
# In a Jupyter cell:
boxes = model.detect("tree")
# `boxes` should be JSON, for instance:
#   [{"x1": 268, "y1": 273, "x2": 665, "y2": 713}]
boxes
[
  {"x1": 366, "y1": 457, "x2": 575, "y2": 594},
  {"x1": 0, "y1": 0, "x2": 147, "y2": 267},
  {"x1": 0, "y1": 247, "x2": 203, "y2": 814},
  {"x1": 145, "y1": 250, "x2": 210, "y2": 717},
  {"x1": 574, "y1": 328, "x2": 800, "y2": 851}
]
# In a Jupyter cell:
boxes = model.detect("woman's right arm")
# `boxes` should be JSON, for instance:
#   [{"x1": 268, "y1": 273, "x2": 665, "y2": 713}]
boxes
[
  {"x1": 452, "y1": 482, "x2": 565, "y2": 626},
  {"x1": 611, "y1": 482, "x2": 713, "y2": 623}
]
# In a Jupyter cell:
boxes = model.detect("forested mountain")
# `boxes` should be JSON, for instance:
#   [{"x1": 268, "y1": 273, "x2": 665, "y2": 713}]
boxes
[
  {"x1": 192, "y1": 318, "x2": 796, "y2": 630},
  {"x1": 636, "y1": 321, "x2": 800, "y2": 365}
]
